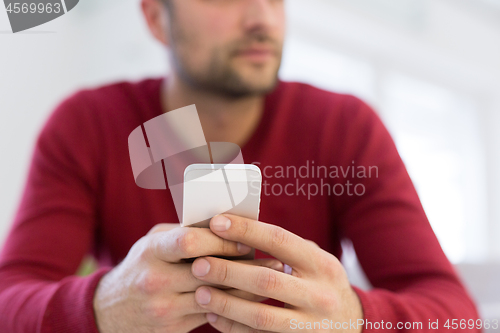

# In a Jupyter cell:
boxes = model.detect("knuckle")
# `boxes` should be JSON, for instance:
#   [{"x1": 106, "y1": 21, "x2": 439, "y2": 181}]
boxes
[
  {"x1": 239, "y1": 218, "x2": 250, "y2": 238},
  {"x1": 214, "y1": 262, "x2": 230, "y2": 283},
  {"x1": 227, "y1": 320, "x2": 238, "y2": 333},
  {"x1": 136, "y1": 270, "x2": 169, "y2": 295},
  {"x1": 306, "y1": 239, "x2": 320, "y2": 248},
  {"x1": 253, "y1": 307, "x2": 274, "y2": 330},
  {"x1": 176, "y1": 230, "x2": 198, "y2": 257},
  {"x1": 313, "y1": 290, "x2": 338, "y2": 310},
  {"x1": 316, "y1": 253, "x2": 338, "y2": 275},
  {"x1": 270, "y1": 227, "x2": 288, "y2": 249},
  {"x1": 219, "y1": 238, "x2": 229, "y2": 254},
  {"x1": 218, "y1": 296, "x2": 231, "y2": 315},
  {"x1": 143, "y1": 301, "x2": 173, "y2": 321},
  {"x1": 256, "y1": 269, "x2": 280, "y2": 293}
]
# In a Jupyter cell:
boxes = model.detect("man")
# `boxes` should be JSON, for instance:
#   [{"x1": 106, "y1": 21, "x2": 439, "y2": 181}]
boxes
[{"x1": 0, "y1": 0, "x2": 480, "y2": 332}]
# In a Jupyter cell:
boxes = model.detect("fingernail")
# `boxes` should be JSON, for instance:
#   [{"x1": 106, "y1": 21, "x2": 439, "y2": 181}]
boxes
[
  {"x1": 271, "y1": 261, "x2": 284, "y2": 272},
  {"x1": 212, "y1": 215, "x2": 231, "y2": 232},
  {"x1": 193, "y1": 259, "x2": 210, "y2": 277},
  {"x1": 207, "y1": 313, "x2": 218, "y2": 323},
  {"x1": 237, "y1": 242, "x2": 251, "y2": 253},
  {"x1": 284, "y1": 264, "x2": 293, "y2": 275},
  {"x1": 196, "y1": 287, "x2": 211, "y2": 305}
]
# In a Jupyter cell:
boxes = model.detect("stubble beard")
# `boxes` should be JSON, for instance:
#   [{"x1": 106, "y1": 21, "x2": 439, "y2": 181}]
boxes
[{"x1": 169, "y1": 27, "x2": 282, "y2": 98}]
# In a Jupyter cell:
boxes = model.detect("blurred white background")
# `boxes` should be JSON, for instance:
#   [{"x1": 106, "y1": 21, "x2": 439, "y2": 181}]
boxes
[{"x1": 1, "y1": 0, "x2": 500, "y2": 325}]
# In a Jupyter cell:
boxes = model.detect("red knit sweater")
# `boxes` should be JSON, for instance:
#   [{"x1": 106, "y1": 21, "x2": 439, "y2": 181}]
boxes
[{"x1": 0, "y1": 78, "x2": 480, "y2": 332}]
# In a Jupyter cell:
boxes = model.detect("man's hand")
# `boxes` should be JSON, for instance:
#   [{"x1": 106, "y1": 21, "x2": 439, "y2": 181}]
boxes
[
  {"x1": 93, "y1": 223, "x2": 284, "y2": 333},
  {"x1": 191, "y1": 215, "x2": 364, "y2": 333}
]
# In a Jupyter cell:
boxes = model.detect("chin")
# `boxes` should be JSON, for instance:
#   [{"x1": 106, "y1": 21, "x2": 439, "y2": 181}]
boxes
[
  {"x1": 253, "y1": 78, "x2": 279, "y2": 93},
  {"x1": 237, "y1": 68, "x2": 280, "y2": 92},
  {"x1": 232, "y1": 76, "x2": 277, "y2": 95}
]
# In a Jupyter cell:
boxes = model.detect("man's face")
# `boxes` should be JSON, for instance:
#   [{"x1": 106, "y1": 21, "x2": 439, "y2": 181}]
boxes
[{"x1": 165, "y1": 0, "x2": 285, "y2": 97}]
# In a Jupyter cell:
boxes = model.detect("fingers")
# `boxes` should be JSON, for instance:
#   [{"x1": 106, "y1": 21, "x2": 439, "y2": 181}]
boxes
[
  {"x1": 206, "y1": 314, "x2": 271, "y2": 333},
  {"x1": 177, "y1": 314, "x2": 209, "y2": 332},
  {"x1": 195, "y1": 286, "x2": 296, "y2": 332},
  {"x1": 225, "y1": 288, "x2": 268, "y2": 303},
  {"x1": 173, "y1": 260, "x2": 283, "y2": 316},
  {"x1": 191, "y1": 257, "x2": 308, "y2": 306},
  {"x1": 165, "y1": 259, "x2": 284, "y2": 293},
  {"x1": 149, "y1": 226, "x2": 252, "y2": 263},
  {"x1": 172, "y1": 292, "x2": 211, "y2": 316},
  {"x1": 306, "y1": 239, "x2": 320, "y2": 248},
  {"x1": 176, "y1": 287, "x2": 274, "y2": 319},
  {"x1": 175, "y1": 289, "x2": 268, "y2": 318},
  {"x1": 233, "y1": 258, "x2": 284, "y2": 272},
  {"x1": 209, "y1": 214, "x2": 318, "y2": 272},
  {"x1": 166, "y1": 263, "x2": 221, "y2": 293}
]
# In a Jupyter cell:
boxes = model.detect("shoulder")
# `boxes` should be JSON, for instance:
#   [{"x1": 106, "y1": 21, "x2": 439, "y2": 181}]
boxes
[
  {"x1": 52, "y1": 77, "x2": 161, "y2": 117},
  {"x1": 272, "y1": 81, "x2": 395, "y2": 163},
  {"x1": 70, "y1": 78, "x2": 161, "y2": 105},
  {"x1": 37, "y1": 78, "x2": 162, "y2": 154},
  {"x1": 42, "y1": 77, "x2": 161, "y2": 133},
  {"x1": 273, "y1": 80, "x2": 382, "y2": 129}
]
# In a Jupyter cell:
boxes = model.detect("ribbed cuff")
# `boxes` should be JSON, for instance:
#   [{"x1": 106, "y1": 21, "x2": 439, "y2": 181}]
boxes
[
  {"x1": 352, "y1": 286, "x2": 377, "y2": 333},
  {"x1": 41, "y1": 267, "x2": 112, "y2": 333}
]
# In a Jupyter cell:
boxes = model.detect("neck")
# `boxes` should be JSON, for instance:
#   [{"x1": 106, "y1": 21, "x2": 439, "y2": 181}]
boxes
[{"x1": 161, "y1": 73, "x2": 266, "y2": 148}]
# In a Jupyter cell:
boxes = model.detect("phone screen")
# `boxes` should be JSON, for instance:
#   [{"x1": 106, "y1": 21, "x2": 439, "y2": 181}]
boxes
[{"x1": 182, "y1": 164, "x2": 261, "y2": 260}]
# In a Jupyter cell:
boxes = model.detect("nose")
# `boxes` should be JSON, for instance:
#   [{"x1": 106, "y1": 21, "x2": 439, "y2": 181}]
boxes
[{"x1": 242, "y1": 0, "x2": 284, "y2": 35}]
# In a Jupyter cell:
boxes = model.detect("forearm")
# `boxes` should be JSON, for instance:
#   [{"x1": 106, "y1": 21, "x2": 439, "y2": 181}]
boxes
[
  {"x1": 353, "y1": 278, "x2": 481, "y2": 332},
  {"x1": 0, "y1": 267, "x2": 111, "y2": 333}
]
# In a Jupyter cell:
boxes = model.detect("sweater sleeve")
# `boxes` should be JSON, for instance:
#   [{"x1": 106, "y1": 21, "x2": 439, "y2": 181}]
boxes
[
  {"x1": 333, "y1": 97, "x2": 481, "y2": 332},
  {"x1": 0, "y1": 92, "x2": 111, "y2": 332}
]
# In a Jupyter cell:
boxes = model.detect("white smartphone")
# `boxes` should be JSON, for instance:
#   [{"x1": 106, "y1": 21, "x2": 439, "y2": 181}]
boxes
[
  {"x1": 182, "y1": 163, "x2": 262, "y2": 227},
  {"x1": 182, "y1": 164, "x2": 262, "y2": 260}
]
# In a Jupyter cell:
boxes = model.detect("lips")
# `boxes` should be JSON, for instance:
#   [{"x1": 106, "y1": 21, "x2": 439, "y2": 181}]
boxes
[{"x1": 234, "y1": 47, "x2": 276, "y2": 62}]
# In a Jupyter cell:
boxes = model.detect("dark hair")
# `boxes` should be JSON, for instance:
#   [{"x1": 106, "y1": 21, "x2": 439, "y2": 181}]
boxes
[
  {"x1": 161, "y1": 0, "x2": 173, "y2": 9},
  {"x1": 160, "y1": 0, "x2": 174, "y2": 18}
]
